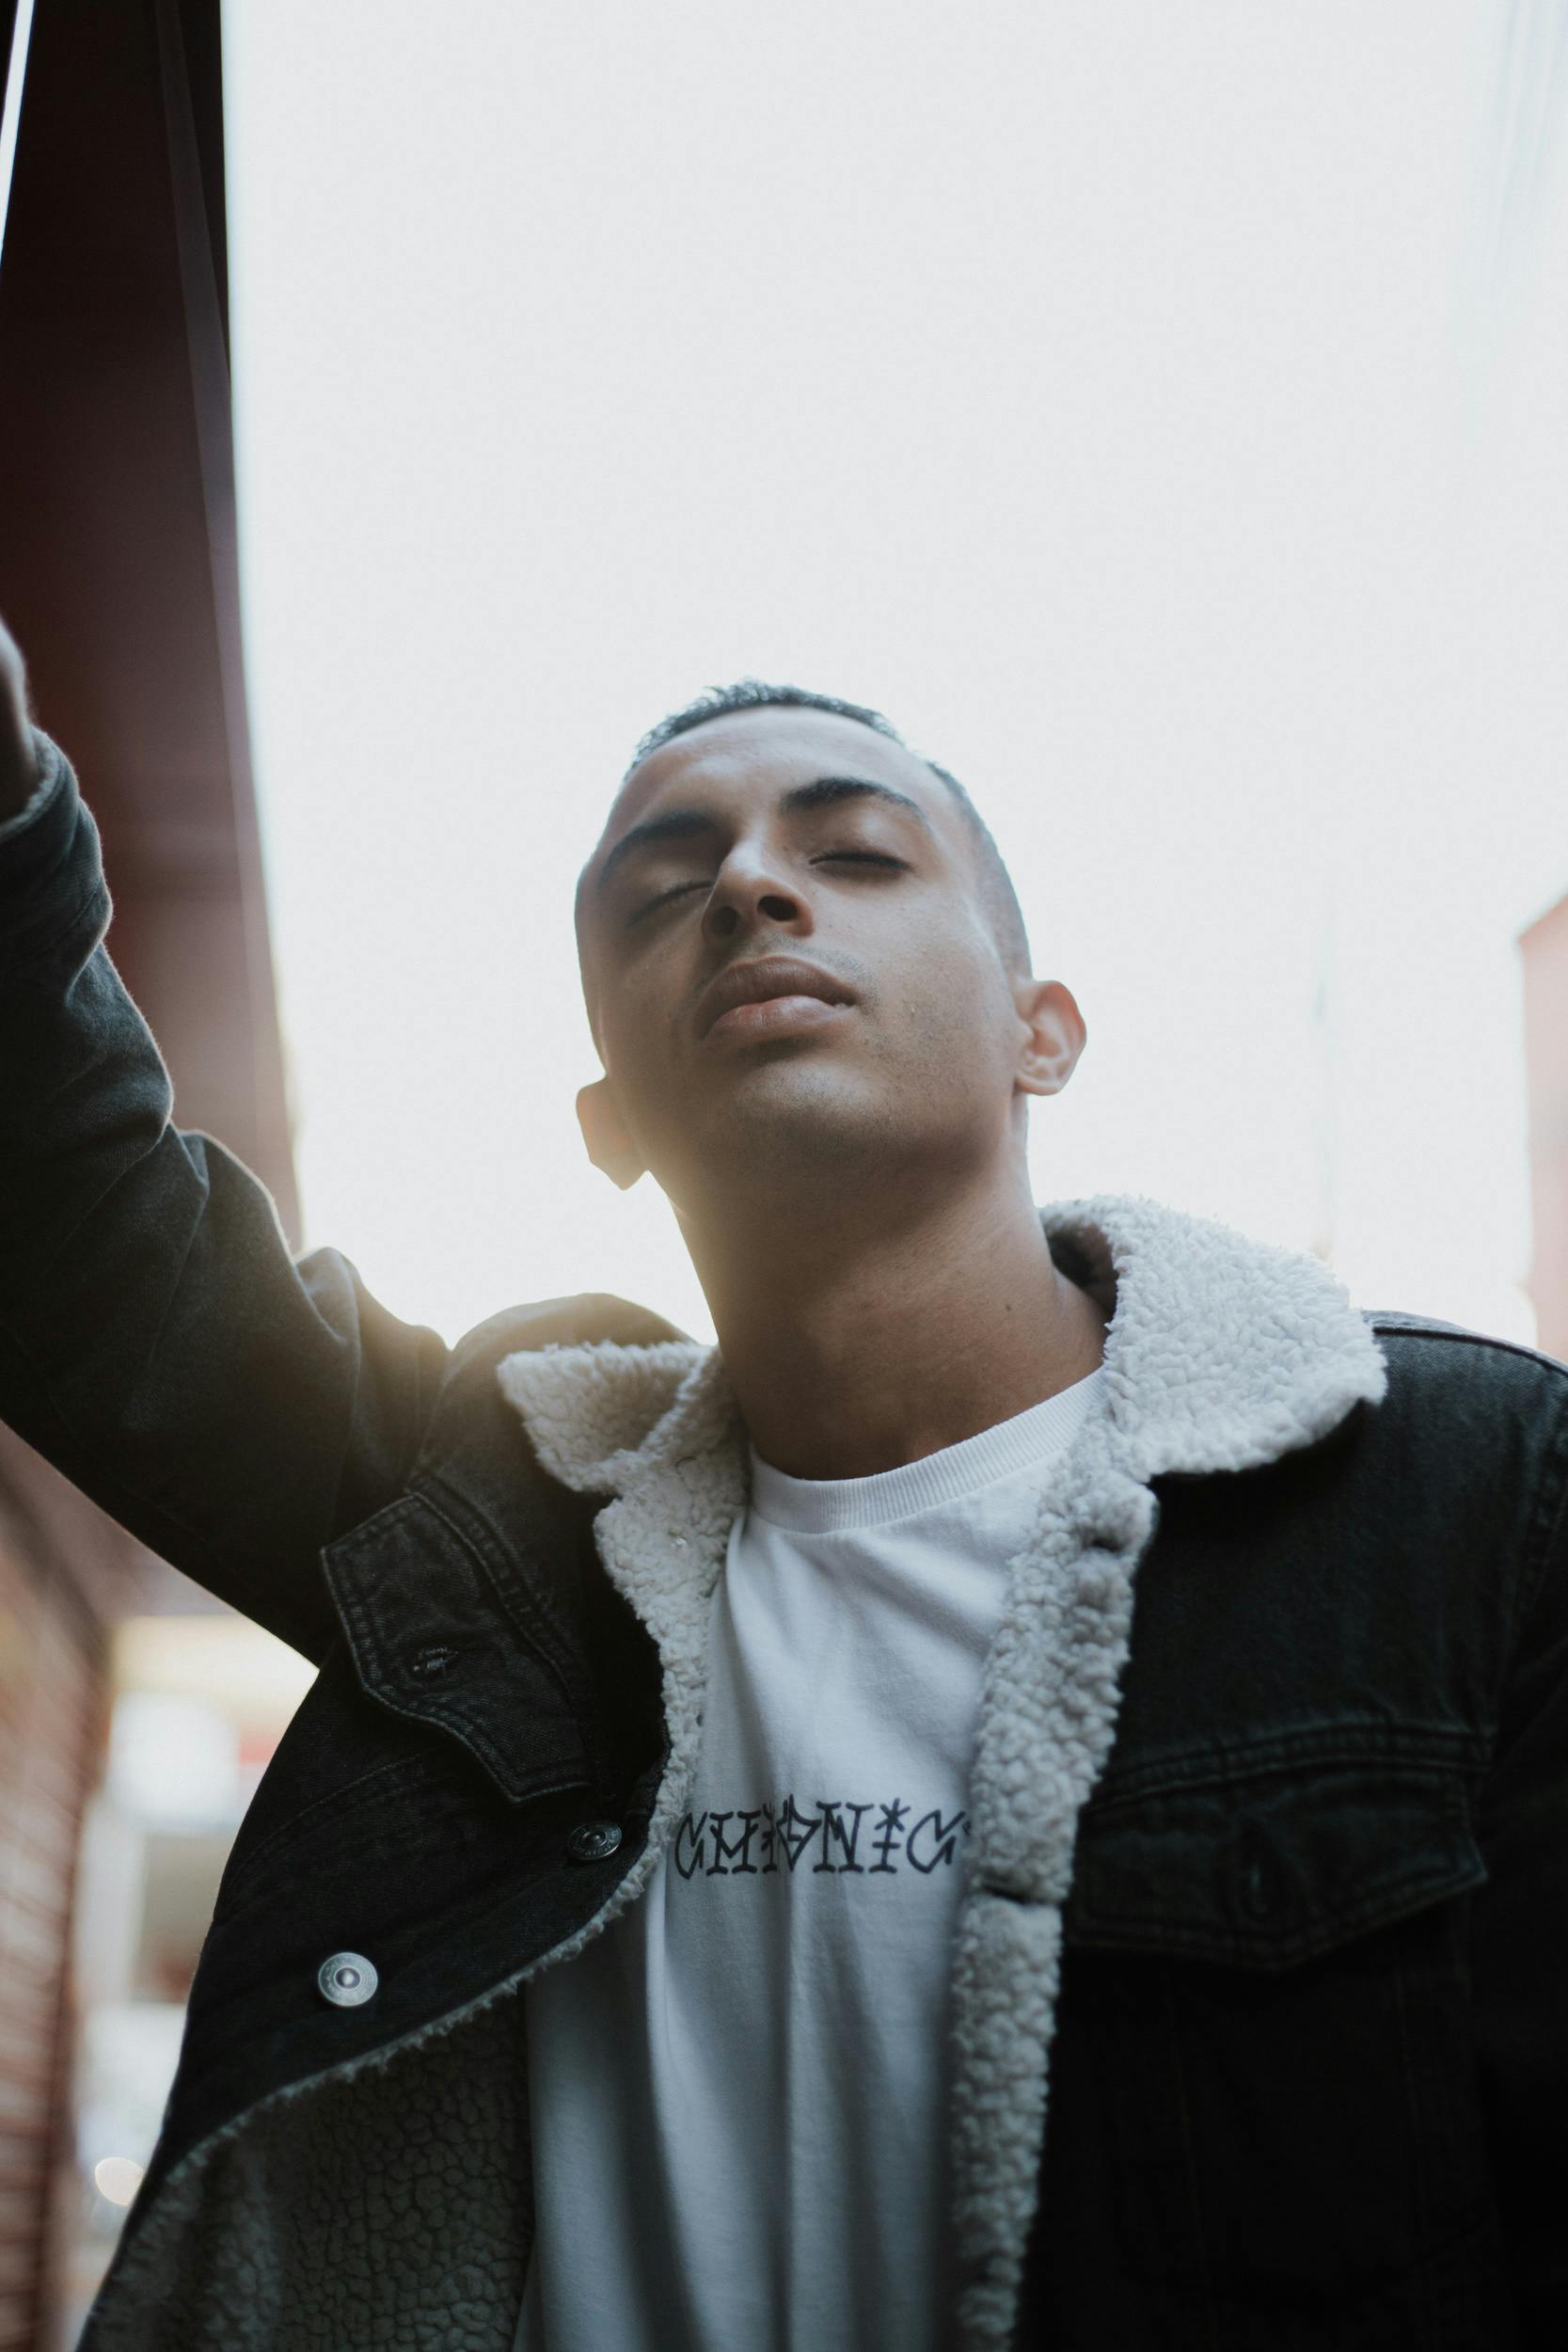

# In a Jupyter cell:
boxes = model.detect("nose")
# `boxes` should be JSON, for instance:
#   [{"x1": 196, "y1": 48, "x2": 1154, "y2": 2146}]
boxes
[{"x1": 701, "y1": 838, "x2": 812, "y2": 946}]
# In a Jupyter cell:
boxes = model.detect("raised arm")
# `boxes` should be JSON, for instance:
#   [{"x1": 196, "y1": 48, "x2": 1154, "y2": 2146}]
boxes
[{"x1": 0, "y1": 618, "x2": 451, "y2": 1661}]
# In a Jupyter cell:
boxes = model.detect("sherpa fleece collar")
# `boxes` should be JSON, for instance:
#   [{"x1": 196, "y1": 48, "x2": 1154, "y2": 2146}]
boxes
[
  {"x1": 495, "y1": 1189, "x2": 1389, "y2": 2352},
  {"x1": 499, "y1": 1189, "x2": 1389, "y2": 1497}
]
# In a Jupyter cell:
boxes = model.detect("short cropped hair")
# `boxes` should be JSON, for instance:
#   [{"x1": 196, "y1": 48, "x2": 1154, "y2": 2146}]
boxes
[{"x1": 620, "y1": 679, "x2": 1032, "y2": 977}]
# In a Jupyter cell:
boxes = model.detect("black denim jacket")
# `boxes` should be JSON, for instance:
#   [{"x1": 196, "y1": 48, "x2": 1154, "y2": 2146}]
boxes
[{"x1": 3, "y1": 729, "x2": 1566, "y2": 2352}]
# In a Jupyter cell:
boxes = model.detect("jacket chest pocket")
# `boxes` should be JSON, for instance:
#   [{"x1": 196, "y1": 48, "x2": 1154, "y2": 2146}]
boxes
[
  {"x1": 1054, "y1": 1752, "x2": 1493, "y2": 2317},
  {"x1": 323, "y1": 1488, "x2": 600, "y2": 1804}
]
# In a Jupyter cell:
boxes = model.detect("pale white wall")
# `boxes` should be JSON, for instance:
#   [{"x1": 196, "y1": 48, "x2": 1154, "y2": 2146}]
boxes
[{"x1": 223, "y1": 1, "x2": 1568, "y2": 1349}]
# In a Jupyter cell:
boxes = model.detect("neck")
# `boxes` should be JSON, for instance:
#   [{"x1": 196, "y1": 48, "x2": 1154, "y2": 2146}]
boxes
[{"x1": 679, "y1": 1161, "x2": 1110, "y2": 1481}]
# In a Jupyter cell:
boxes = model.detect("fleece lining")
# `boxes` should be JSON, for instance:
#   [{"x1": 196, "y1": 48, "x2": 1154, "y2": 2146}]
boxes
[{"x1": 496, "y1": 1191, "x2": 1388, "y2": 2347}]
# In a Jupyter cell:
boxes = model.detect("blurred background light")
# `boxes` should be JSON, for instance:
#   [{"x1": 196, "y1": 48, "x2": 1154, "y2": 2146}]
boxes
[{"x1": 90, "y1": 2158, "x2": 145, "y2": 2210}]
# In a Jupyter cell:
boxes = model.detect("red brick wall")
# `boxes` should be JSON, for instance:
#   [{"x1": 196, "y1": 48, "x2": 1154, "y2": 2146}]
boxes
[
  {"x1": 0, "y1": 1531, "x2": 107, "y2": 2350},
  {"x1": 1520, "y1": 892, "x2": 1568, "y2": 1361}
]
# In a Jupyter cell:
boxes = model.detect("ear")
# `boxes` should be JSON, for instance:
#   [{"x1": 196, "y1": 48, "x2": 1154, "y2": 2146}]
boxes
[
  {"x1": 577, "y1": 1077, "x2": 647, "y2": 1190},
  {"x1": 1012, "y1": 977, "x2": 1087, "y2": 1099}
]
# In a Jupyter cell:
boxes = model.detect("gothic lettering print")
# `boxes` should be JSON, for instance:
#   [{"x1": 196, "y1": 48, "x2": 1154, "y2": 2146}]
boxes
[{"x1": 673, "y1": 1793, "x2": 971, "y2": 1882}]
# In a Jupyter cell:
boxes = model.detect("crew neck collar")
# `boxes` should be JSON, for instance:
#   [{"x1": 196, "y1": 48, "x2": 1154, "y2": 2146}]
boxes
[{"x1": 746, "y1": 1366, "x2": 1108, "y2": 1534}]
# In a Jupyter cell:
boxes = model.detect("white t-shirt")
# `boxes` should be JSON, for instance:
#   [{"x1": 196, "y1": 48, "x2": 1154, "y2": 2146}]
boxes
[{"x1": 514, "y1": 1366, "x2": 1106, "y2": 2352}]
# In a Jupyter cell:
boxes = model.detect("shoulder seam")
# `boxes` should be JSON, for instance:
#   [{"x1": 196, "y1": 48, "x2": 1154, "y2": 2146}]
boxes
[{"x1": 1364, "y1": 1315, "x2": 1568, "y2": 1380}]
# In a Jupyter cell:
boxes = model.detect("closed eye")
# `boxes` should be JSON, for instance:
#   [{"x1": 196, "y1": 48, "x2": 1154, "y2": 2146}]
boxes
[
  {"x1": 626, "y1": 878, "x2": 711, "y2": 927},
  {"x1": 813, "y1": 851, "x2": 906, "y2": 869},
  {"x1": 626, "y1": 850, "x2": 905, "y2": 927}
]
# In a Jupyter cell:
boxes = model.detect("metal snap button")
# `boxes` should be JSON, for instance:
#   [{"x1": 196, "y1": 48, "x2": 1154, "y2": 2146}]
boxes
[
  {"x1": 566, "y1": 1820, "x2": 624, "y2": 1863},
  {"x1": 409, "y1": 1644, "x2": 455, "y2": 1678},
  {"x1": 318, "y1": 1950, "x2": 379, "y2": 2006}
]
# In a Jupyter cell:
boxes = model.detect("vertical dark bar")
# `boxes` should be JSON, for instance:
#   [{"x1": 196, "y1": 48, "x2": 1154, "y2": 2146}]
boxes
[
  {"x1": 0, "y1": 0, "x2": 32, "y2": 266},
  {"x1": 155, "y1": 0, "x2": 297, "y2": 1243}
]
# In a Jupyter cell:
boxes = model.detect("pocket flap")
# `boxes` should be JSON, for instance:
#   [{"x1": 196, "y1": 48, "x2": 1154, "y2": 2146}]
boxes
[
  {"x1": 323, "y1": 1490, "x2": 593, "y2": 1804},
  {"x1": 1062, "y1": 1755, "x2": 1487, "y2": 1971}
]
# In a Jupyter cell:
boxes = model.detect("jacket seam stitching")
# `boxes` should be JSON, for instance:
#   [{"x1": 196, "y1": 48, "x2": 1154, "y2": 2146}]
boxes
[
  {"x1": 1367, "y1": 1320, "x2": 1568, "y2": 1379},
  {"x1": 1089, "y1": 1728, "x2": 1489, "y2": 1806}
]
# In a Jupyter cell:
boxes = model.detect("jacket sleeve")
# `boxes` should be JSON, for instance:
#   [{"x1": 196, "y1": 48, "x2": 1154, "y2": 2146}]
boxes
[
  {"x1": 1470, "y1": 1377, "x2": 1568, "y2": 2342},
  {"x1": 0, "y1": 725, "x2": 451, "y2": 1663}
]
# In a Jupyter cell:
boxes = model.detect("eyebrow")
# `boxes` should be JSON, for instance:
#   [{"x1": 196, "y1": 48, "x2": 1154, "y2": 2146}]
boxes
[{"x1": 595, "y1": 774, "x2": 932, "y2": 893}]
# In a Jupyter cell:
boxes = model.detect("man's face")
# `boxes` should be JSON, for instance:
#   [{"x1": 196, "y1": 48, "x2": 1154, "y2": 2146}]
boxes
[{"x1": 575, "y1": 707, "x2": 1068, "y2": 1215}]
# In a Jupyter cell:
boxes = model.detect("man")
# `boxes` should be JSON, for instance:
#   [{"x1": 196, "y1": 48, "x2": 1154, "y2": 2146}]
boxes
[{"x1": 1, "y1": 610, "x2": 1563, "y2": 2351}]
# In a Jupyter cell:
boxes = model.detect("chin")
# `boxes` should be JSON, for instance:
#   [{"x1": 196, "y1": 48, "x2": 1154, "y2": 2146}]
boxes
[{"x1": 657, "y1": 1067, "x2": 905, "y2": 1201}]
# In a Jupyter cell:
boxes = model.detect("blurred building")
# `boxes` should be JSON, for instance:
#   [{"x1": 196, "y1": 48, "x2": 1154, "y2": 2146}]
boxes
[
  {"x1": 0, "y1": 5, "x2": 301, "y2": 2344},
  {"x1": 1520, "y1": 889, "x2": 1568, "y2": 1361}
]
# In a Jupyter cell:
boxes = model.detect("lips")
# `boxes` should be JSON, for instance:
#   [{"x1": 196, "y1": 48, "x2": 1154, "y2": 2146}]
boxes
[{"x1": 695, "y1": 955, "x2": 856, "y2": 1040}]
